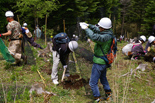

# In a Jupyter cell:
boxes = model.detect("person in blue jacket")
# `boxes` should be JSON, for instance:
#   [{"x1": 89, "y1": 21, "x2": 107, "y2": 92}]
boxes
[
  {"x1": 22, "y1": 23, "x2": 43, "y2": 49},
  {"x1": 80, "y1": 17, "x2": 113, "y2": 102}
]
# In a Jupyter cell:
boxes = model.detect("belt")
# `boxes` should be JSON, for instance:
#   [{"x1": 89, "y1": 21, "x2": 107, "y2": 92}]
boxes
[{"x1": 8, "y1": 38, "x2": 22, "y2": 41}]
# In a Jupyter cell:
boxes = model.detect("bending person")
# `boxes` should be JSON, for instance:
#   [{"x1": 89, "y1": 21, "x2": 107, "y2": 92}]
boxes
[{"x1": 22, "y1": 23, "x2": 43, "y2": 49}]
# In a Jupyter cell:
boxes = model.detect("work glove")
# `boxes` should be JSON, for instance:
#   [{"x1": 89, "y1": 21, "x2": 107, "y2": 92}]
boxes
[
  {"x1": 153, "y1": 57, "x2": 155, "y2": 62},
  {"x1": 79, "y1": 22, "x2": 89, "y2": 27},
  {"x1": 63, "y1": 65, "x2": 67, "y2": 69},
  {"x1": 0, "y1": 34, "x2": 3, "y2": 37},
  {"x1": 80, "y1": 24, "x2": 88, "y2": 29}
]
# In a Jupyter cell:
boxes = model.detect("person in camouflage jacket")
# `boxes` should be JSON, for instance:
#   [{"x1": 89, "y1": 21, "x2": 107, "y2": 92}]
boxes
[{"x1": 0, "y1": 11, "x2": 27, "y2": 65}]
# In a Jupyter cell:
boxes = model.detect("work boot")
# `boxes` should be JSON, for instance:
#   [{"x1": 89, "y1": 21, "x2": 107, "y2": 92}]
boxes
[
  {"x1": 94, "y1": 97, "x2": 101, "y2": 103},
  {"x1": 101, "y1": 92, "x2": 112, "y2": 101},
  {"x1": 40, "y1": 47, "x2": 43, "y2": 49}
]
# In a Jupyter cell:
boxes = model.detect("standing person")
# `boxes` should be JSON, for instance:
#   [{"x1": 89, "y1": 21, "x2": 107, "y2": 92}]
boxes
[
  {"x1": 119, "y1": 35, "x2": 123, "y2": 42},
  {"x1": 80, "y1": 17, "x2": 113, "y2": 102},
  {"x1": 34, "y1": 26, "x2": 42, "y2": 39},
  {"x1": 0, "y1": 11, "x2": 27, "y2": 65},
  {"x1": 71, "y1": 34, "x2": 76, "y2": 41},
  {"x1": 130, "y1": 35, "x2": 146, "y2": 60},
  {"x1": 51, "y1": 32, "x2": 78, "y2": 85},
  {"x1": 22, "y1": 23, "x2": 43, "y2": 49},
  {"x1": 145, "y1": 36, "x2": 155, "y2": 54}
]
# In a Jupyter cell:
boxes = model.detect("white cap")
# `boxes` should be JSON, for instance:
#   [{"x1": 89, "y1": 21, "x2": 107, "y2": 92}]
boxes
[
  {"x1": 68, "y1": 41, "x2": 78, "y2": 52},
  {"x1": 98, "y1": 17, "x2": 112, "y2": 29},
  {"x1": 23, "y1": 23, "x2": 27, "y2": 27},
  {"x1": 5, "y1": 11, "x2": 14, "y2": 17},
  {"x1": 148, "y1": 36, "x2": 155, "y2": 43}
]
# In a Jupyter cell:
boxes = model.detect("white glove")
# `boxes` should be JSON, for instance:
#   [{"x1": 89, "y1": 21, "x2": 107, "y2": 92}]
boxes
[
  {"x1": 63, "y1": 65, "x2": 67, "y2": 69},
  {"x1": 79, "y1": 22, "x2": 88, "y2": 29},
  {"x1": 79, "y1": 22, "x2": 89, "y2": 26},
  {"x1": 80, "y1": 25, "x2": 88, "y2": 29},
  {"x1": 153, "y1": 57, "x2": 155, "y2": 62}
]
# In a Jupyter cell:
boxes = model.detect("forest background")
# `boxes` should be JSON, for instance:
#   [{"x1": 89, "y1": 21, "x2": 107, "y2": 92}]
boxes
[{"x1": 0, "y1": 0, "x2": 155, "y2": 39}]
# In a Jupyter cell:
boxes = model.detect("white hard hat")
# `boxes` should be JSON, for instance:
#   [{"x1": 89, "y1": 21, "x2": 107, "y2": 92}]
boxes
[
  {"x1": 139, "y1": 35, "x2": 146, "y2": 42},
  {"x1": 73, "y1": 34, "x2": 75, "y2": 37},
  {"x1": 148, "y1": 36, "x2": 155, "y2": 43},
  {"x1": 98, "y1": 17, "x2": 112, "y2": 29},
  {"x1": 5, "y1": 11, "x2": 14, "y2": 17},
  {"x1": 68, "y1": 41, "x2": 78, "y2": 52},
  {"x1": 23, "y1": 23, "x2": 27, "y2": 27}
]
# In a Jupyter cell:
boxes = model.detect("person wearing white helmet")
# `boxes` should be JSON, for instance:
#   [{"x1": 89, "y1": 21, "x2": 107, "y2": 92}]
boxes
[
  {"x1": 22, "y1": 23, "x2": 43, "y2": 49},
  {"x1": 130, "y1": 35, "x2": 146, "y2": 60},
  {"x1": 75, "y1": 35, "x2": 79, "y2": 41},
  {"x1": 51, "y1": 32, "x2": 78, "y2": 85},
  {"x1": 144, "y1": 36, "x2": 155, "y2": 53},
  {"x1": 79, "y1": 17, "x2": 113, "y2": 102},
  {"x1": 0, "y1": 11, "x2": 27, "y2": 65},
  {"x1": 71, "y1": 34, "x2": 76, "y2": 41},
  {"x1": 144, "y1": 35, "x2": 155, "y2": 62}
]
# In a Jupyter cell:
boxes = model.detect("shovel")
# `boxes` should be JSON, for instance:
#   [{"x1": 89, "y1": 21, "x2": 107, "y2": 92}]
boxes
[
  {"x1": 72, "y1": 52, "x2": 82, "y2": 81},
  {"x1": 61, "y1": 67, "x2": 66, "y2": 82}
]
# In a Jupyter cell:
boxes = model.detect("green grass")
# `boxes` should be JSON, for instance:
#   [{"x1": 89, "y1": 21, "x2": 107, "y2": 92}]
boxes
[{"x1": 0, "y1": 40, "x2": 155, "y2": 103}]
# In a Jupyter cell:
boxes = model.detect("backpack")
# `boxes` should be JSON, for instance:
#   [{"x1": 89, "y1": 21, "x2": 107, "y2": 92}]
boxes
[
  {"x1": 95, "y1": 34, "x2": 117, "y2": 66},
  {"x1": 52, "y1": 32, "x2": 70, "y2": 51}
]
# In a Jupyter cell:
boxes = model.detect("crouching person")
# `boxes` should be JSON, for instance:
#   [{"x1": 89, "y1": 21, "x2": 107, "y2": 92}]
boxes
[
  {"x1": 80, "y1": 17, "x2": 113, "y2": 102},
  {"x1": 144, "y1": 36, "x2": 155, "y2": 62},
  {"x1": 130, "y1": 35, "x2": 146, "y2": 60},
  {"x1": 51, "y1": 32, "x2": 78, "y2": 85}
]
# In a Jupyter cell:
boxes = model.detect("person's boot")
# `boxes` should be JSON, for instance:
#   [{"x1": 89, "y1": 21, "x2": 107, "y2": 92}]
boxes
[
  {"x1": 40, "y1": 47, "x2": 43, "y2": 49},
  {"x1": 94, "y1": 97, "x2": 101, "y2": 103},
  {"x1": 102, "y1": 92, "x2": 112, "y2": 101}
]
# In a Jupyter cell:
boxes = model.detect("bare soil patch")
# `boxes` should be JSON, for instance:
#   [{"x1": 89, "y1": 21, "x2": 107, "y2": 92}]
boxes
[{"x1": 60, "y1": 74, "x2": 89, "y2": 89}]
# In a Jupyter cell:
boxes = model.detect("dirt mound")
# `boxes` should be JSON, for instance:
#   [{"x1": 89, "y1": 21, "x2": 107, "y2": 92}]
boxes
[
  {"x1": 61, "y1": 74, "x2": 89, "y2": 89},
  {"x1": 144, "y1": 55, "x2": 154, "y2": 62}
]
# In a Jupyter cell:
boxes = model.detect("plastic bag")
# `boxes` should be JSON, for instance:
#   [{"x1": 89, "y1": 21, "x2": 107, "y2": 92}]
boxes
[{"x1": 122, "y1": 43, "x2": 133, "y2": 56}]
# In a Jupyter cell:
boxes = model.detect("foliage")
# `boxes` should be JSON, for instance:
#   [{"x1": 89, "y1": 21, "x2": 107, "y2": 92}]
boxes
[
  {"x1": 15, "y1": 0, "x2": 58, "y2": 18},
  {"x1": 41, "y1": 25, "x2": 54, "y2": 38},
  {"x1": 141, "y1": 0, "x2": 155, "y2": 35},
  {"x1": 126, "y1": 0, "x2": 149, "y2": 36}
]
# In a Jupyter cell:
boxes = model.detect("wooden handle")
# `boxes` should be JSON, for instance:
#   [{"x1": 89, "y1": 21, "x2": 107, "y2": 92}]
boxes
[{"x1": 61, "y1": 67, "x2": 66, "y2": 82}]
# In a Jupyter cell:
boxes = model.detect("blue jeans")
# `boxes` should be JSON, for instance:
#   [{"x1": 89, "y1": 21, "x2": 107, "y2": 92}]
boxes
[{"x1": 89, "y1": 63, "x2": 111, "y2": 97}]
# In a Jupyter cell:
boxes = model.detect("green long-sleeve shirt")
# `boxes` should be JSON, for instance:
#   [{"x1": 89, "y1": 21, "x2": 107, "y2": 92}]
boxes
[{"x1": 85, "y1": 24, "x2": 113, "y2": 64}]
